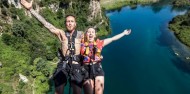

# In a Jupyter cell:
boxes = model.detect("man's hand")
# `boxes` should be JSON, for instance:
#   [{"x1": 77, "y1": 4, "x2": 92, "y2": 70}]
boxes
[
  {"x1": 21, "y1": 0, "x2": 33, "y2": 10},
  {"x1": 123, "y1": 29, "x2": 131, "y2": 35}
]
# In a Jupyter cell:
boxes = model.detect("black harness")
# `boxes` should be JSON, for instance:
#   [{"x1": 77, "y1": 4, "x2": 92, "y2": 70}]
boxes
[
  {"x1": 55, "y1": 30, "x2": 82, "y2": 94},
  {"x1": 91, "y1": 44, "x2": 97, "y2": 94},
  {"x1": 54, "y1": 30, "x2": 88, "y2": 94},
  {"x1": 65, "y1": 30, "x2": 77, "y2": 94}
]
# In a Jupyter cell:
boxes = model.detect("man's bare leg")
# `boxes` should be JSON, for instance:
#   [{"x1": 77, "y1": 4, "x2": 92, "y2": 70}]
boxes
[
  {"x1": 71, "y1": 82, "x2": 82, "y2": 94},
  {"x1": 55, "y1": 84, "x2": 65, "y2": 94}
]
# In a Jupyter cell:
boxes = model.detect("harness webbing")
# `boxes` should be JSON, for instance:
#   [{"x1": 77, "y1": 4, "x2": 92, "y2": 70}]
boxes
[
  {"x1": 65, "y1": 30, "x2": 77, "y2": 94},
  {"x1": 89, "y1": 42, "x2": 97, "y2": 94},
  {"x1": 92, "y1": 44, "x2": 96, "y2": 94}
]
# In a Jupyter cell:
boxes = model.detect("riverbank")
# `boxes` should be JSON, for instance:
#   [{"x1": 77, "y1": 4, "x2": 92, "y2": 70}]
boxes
[
  {"x1": 100, "y1": 0, "x2": 159, "y2": 10},
  {"x1": 169, "y1": 10, "x2": 190, "y2": 48}
]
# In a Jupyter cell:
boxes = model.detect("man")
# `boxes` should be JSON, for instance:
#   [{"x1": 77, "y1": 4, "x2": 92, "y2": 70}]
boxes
[{"x1": 20, "y1": 0, "x2": 84, "y2": 94}]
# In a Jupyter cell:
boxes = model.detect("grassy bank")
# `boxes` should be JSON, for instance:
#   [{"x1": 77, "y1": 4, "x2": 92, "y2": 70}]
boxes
[
  {"x1": 100, "y1": 0, "x2": 159, "y2": 10},
  {"x1": 169, "y1": 11, "x2": 190, "y2": 47}
]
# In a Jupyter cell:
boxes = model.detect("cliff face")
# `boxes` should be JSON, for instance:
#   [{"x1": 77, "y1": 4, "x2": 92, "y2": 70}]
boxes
[
  {"x1": 7, "y1": 0, "x2": 22, "y2": 8},
  {"x1": 0, "y1": 0, "x2": 21, "y2": 24},
  {"x1": 88, "y1": 0, "x2": 102, "y2": 21}
]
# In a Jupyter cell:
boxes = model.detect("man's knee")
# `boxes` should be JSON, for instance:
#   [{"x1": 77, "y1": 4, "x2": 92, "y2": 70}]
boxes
[{"x1": 55, "y1": 84, "x2": 65, "y2": 94}]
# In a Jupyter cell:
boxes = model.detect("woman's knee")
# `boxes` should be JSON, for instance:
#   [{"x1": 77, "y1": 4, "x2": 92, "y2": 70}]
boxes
[
  {"x1": 95, "y1": 76, "x2": 104, "y2": 94},
  {"x1": 95, "y1": 76, "x2": 104, "y2": 84}
]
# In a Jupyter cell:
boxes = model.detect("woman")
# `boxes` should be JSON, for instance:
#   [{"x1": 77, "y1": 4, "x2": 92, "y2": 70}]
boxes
[{"x1": 81, "y1": 27, "x2": 131, "y2": 94}]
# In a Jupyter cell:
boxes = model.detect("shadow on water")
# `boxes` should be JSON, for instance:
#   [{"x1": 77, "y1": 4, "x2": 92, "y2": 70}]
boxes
[
  {"x1": 156, "y1": 13, "x2": 190, "y2": 75},
  {"x1": 150, "y1": 0, "x2": 175, "y2": 13},
  {"x1": 105, "y1": 4, "x2": 139, "y2": 14},
  {"x1": 156, "y1": 21, "x2": 174, "y2": 47},
  {"x1": 154, "y1": 0, "x2": 190, "y2": 14},
  {"x1": 150, "y1": 4, "x2": 164, "y2": 13},
  {"x1": 106, "y1": 7, "x2": 123, "y2": 13},
  {"x1": 171, "y1": 57, "x2": 190, "y2": 74},
  {"x1": 150, "y1": 0, "x2": 189, "y2": 13}
]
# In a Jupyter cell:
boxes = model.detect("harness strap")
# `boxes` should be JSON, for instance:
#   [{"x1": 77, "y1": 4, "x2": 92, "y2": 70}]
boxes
[
  {"x1": 92, "y1": 43, "x2": 97, "y2": 94},
  {"x1": 65, "y1": 31, "x2": 76, "y2": 55},
  {"x1": 65, "y1": 30, "x2": 77, "y2": 94},
  {"x1": 63, "y1": 55, "x2": 81, "y2": 62},
  {"x1": 90, "y1": 62, "x2": 96, "y2": 94}
]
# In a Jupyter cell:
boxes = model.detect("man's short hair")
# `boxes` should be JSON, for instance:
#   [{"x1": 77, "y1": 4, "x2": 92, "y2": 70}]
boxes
[
  {"x1": 65, "y1": 14, "x2": 76, "y2": 19},
  {"x1": 65, "y1": 14, "x2": 76, "y2": 23}
]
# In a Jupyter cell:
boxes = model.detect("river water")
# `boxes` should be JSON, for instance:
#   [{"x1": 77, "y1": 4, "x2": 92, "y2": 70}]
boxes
[{"x1": 102, "y1": 5, "x2": 190, "y2": 94}]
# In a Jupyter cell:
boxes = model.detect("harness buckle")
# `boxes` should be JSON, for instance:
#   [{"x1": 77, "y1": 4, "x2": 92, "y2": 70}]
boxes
[{"x1": 90, "y1": 62, "x2": 97, "y2": 65}]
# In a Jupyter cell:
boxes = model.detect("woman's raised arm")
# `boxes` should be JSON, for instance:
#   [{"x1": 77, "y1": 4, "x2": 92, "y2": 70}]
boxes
[{"x1": 103, "y1": 29, "x2": 131, "y2": 46}]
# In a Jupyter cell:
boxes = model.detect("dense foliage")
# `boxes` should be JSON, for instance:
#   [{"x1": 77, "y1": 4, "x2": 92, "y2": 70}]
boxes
[
  {"x1": 169, "y1": 11, "x2": 190, "y2": 47},
  {"x1": 0, "y1": 0, "x2": 110, "y2": 93}
]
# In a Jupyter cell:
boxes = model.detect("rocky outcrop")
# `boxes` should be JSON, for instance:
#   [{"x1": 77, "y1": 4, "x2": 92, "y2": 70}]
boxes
[
  {"x1": 49, "y1": 3, "x2": 59, "y2": 12},
  {"x1": 88, "y1": 0, "x2": 102, "y2": 22},
  {"x1": 6, "y1": 16, "x2": 13, "y2": 25},
  {"x1": 8, "y1": 0, "x2": 22, "y2": 9},
  {"x1": 19, "y1": 73, "x2": 28, "y2": 83}
]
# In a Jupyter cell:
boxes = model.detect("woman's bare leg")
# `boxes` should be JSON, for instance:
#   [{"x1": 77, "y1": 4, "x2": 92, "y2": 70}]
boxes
[{"x1": 95, "y1": 76, "x2": 104, "y2": 94}]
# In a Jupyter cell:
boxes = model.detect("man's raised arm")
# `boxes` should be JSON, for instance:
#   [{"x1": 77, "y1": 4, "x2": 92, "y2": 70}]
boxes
[{"x1": 20, "y1": 0, "x2": 62, "y2": 35}]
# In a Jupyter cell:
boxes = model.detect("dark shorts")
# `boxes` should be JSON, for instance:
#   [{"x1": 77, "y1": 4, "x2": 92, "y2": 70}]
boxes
[
  {"x1": 84, "y1": 63, "x2": 104, "y2": 79},
  {"x1": 53, "y1": 62, "x2": 69, "y2": 87},
  {"x1": 53, "y1": 62, "x2": 84, "y2": 87},
  {"x1": 70, "y1": 64, "x2": 84, "y2": 86}
]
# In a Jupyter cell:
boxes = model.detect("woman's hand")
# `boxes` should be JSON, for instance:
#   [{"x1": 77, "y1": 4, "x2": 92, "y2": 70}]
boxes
[
  {"x1": 123, "y1": 29, "x2": 131, "y2": 35},
  {"x1": 21, "y1": 0, "x2": 33, "y2": 10}
]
